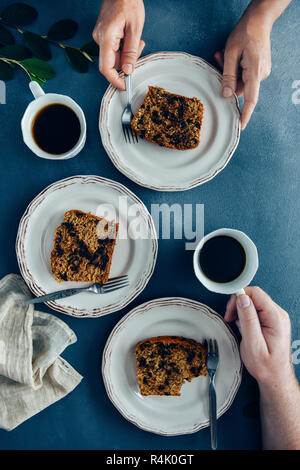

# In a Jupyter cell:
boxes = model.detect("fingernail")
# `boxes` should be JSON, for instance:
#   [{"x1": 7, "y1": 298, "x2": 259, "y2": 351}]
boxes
[
  {"x1": 223, "y1": 87, "x2": 233, "y2": 98},
  {"x1": 123, "y1": 63, "x2": 133, "y2": 75},
  {"x1": 237, "y1": 294, "x2": 251, "y2": 309}
]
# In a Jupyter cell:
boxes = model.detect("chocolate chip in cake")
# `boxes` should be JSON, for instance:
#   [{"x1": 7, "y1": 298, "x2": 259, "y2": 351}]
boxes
[
  {"x1": 51, "y1": 210, "x2": 118, "y2": 284},
  {"x1": 139, "y1": 357, "x2": 147, "y2": 367},
  {"x1": 187, "y1": 351, "x2": 195, "y2": 363},
  {"x1": 134, "y1": 336, "x2": 207, "y2": 396},
  {"x1": 131, "y1": 86, "x2": 204, "y2": 150}
]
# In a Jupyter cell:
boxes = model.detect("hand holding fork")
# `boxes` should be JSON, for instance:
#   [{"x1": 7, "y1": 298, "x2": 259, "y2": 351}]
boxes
[{"x1": 121, "y1": 74, "x2": 139, "y2": 143}]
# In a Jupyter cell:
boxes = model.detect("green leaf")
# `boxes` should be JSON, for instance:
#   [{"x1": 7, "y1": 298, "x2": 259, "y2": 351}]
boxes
[
  {"x1": 47, "y1": 19, "x2": 78, "y2": 41},
  {"x1": 21, "y1": 58, "x2": 55, "y2": 79},
  {"x1": 0, "y1": 59, "x2": 14, "y2": 80},
  {"x1": 81, "y1": 41, "x2": 99, "y2": 57},
  {"x1": 65, "y1": 46, "x2": 88, "y2": 73},
  {"x1": 0, "y1": 44, "x2": 31, "y2": 60},
  {"x1": 22, "y1": 31, "x2": 51, "y2": 60},
  {"x1": 1, "y1": 3, "x2": 38, "y2": 26},
  {"x1": 0, "y1": 24, "x2": 15, "y2": 46}
]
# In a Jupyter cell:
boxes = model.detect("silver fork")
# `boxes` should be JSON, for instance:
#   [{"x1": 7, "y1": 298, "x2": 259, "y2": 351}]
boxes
[
  {"x1": 121, "y1": 74, "x2": 138, "y2": 143},
  {"x1": 24, "y1": 275, "x2": 129, "y2": 305},
  {"x1": 203, "y1": 338, "x2": 219, "y2": 450}
]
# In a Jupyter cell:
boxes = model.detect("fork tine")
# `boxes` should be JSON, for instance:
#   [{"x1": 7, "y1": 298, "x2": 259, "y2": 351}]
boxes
[
  {"x1": 209, "y1": 339, "x2": 214, "y2": 355},
  {"x1": 131, "y1": 128, "x2": 138, "y2": 143},
  {"x1": 214, "y1": 340, "x2": 219, "y2": 357},
  {"x1": 104, "y1": 279, "x2": 129, "y2": 288},
  {"x1": 125, "y1": 126, "x2": 131, "y2": 144},
  {"x1": 108, "y1": 280, "x2": 129, "y2": 289},
  {"x1": 129, "y1": 128, "x2": 135, "y2": 143},
  {"x1": 105, "y1": 275, "x2": 128, "y2": 287},
  {"x1": 203, "y1": 339, "x2": 208, "y2": 353},
  {"x1": 122, "y1": 124, "x2": 128, "y2": 143},
  {"x1": 103, "y1": 281, "x2": 129, "y2": 293}
]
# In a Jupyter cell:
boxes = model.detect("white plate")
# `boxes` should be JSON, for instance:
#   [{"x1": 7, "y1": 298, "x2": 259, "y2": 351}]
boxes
[
  {"x1": 16, "y1": 175, "x2": 157, "y2": 318},
  {"x1": 102, "y1": 297, "x2": 242, "y2": 436},
  {"x1": 100, "y1": 52, "x2": 240, "y2": 191}
]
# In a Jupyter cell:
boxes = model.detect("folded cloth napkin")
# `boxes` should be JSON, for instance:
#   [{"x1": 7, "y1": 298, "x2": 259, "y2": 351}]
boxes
[{"x1": 0, "y1": 274, "x2": 83, "y2": 431}]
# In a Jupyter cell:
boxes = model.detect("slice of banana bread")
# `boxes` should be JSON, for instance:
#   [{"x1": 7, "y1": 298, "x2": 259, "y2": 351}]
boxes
[
  {"x1": 51, "y1": 210, "x2": 118, "y2": 283},
  {"x1": 135, "y1": 336, "x2": 207, "y2": 396},
  {"x1": 131, "y1": 86, "x2": 204, "y2": 150}
]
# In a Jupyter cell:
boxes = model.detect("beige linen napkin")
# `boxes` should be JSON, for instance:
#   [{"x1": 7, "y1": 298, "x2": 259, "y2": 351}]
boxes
[{"x1": 0, "y1": 274, "x2": 83, "y2": 431}]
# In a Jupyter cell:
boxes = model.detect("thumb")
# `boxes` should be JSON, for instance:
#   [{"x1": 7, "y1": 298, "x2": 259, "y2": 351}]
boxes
[
  {"x1": 222, "y1": 47, "x2": 240, "y2": 98},
  {"x1": 121, "y1": 26, "x2": 141, "y2": 75},
  {"x1": 236, "y1": 294, "x2": 262, "y2": 345}
]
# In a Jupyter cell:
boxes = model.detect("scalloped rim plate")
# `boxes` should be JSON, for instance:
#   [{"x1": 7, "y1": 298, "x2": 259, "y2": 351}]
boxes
[
  {"x1": 102, "y1": 297, "x2": 242, "y2": 435},
  {"x1": 16, "y1": 175, "x2": 158, "y2": 318},
  {"x1": 100, "y1": 52, "x2": 240, "y2": 191}
]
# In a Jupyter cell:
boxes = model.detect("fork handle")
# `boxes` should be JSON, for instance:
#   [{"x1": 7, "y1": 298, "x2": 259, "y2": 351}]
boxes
[
  {"x1": 209, "y1": 377, "x2": 217, "y2": 450},
  {"x1": 125, "y1": 74, "x2": 132, "y2": 105},
  {"x1": 24, "y1": 287, "x2": 86, "y2": 305}
]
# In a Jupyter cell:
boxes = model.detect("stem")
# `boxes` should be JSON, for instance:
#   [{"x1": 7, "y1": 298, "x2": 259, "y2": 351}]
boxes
[
  {"x1": 80, "y1": 51, "x2": 94, "y2": 62},
  {"x1": 0, "y1": 18, "x2": 23, "y2": 33},
  {"x1": 0, "y1": 56, "x2": 32, "y2": 79}
]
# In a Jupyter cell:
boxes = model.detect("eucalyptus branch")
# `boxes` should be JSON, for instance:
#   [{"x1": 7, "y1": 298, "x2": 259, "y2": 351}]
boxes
[
  {"x1": 0, "y1": 18, "x2": 95, "y2": 62},
  {"x1": 0, "y1": 3, "x2": 99, "y2": 81}
]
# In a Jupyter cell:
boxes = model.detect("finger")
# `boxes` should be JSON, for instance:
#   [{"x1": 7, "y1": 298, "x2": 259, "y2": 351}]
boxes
[
  {"x1": 114, "y1": 49, "x2": 121, "y2": 70},
  {"x1": 115, "y1": 39, "x2": 145, "y2": 70},
  {"x1": 121, "y1": 24, "x2": 142, "y2": 75},
  {"x1": 222, "y1": 47, "x2": 240, "y2": 97},
  {"x1": 214, "y1": 51, "x2": 224, "y2": 69},
  {"x1": 224, "y1": 294, "x2": 237, "y2": 322},
  {"x1": 241, "y1": 72, "x2": 260, "y2": 129},
  {"x1": 236, "y1": 79, "x2": 244, "y2": 97},
  {"x1": 244, "y1": 286, "x2": 283, "y2": 332},
  {"x1": 236, "y1": 294, "x2": 264, "y2": 346},
  {"x1": 99, "y1": 35, "x2": 125, "y2": 90},
  {"x1": 235, "y1": 319, "x2": 241, "y2": 334},
  {"x1": 137, "y1": 39, "x2": 145, "y2": 59}
]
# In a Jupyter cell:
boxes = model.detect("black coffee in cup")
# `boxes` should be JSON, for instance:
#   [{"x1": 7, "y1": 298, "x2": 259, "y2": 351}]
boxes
[
  {"x1": 199, "y1": 235, "x2": 246, "y2": 283},
  {"x1": 32, "y1": 103, "x2": 81, "y2": 155}
]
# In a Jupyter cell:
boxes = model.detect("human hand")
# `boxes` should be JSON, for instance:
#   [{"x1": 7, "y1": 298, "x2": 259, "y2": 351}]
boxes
[
  {"x1": 225, "y1": 287, "x2": 293, "y2": 386},
  {"x1": 93, "y1": 0, "x2": 145, "y2": 90},
  {"x1": 214, "y1": 9, "x2": 272, "y2": 130}
]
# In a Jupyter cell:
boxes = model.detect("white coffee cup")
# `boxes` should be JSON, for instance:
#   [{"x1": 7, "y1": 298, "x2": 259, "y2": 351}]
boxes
[
  {"x1": 193, "y1": 228, "x2": 259, "y2": 296},
  {"x1": 21, "y1": 81, "x2": 86, "y2": 160}
]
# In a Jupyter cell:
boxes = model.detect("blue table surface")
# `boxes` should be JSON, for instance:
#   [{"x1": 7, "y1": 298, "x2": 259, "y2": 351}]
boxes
[{"x1": 0, "y1": 0, "x2": 299, "y2": 450}]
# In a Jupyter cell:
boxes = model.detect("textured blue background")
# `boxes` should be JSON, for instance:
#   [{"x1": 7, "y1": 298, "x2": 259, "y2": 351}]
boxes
[{"x1": 0, "y1": 0, "x2": 299, "y2": 450}]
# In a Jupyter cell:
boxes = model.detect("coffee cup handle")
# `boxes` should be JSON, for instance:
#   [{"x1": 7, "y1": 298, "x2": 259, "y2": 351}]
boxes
[
  {"x1": 29, "y1": 81, "x2": 45, "y2": 99},
  {"x1": 235, "y1": 288, "x2": 245, "y2": 296}
]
